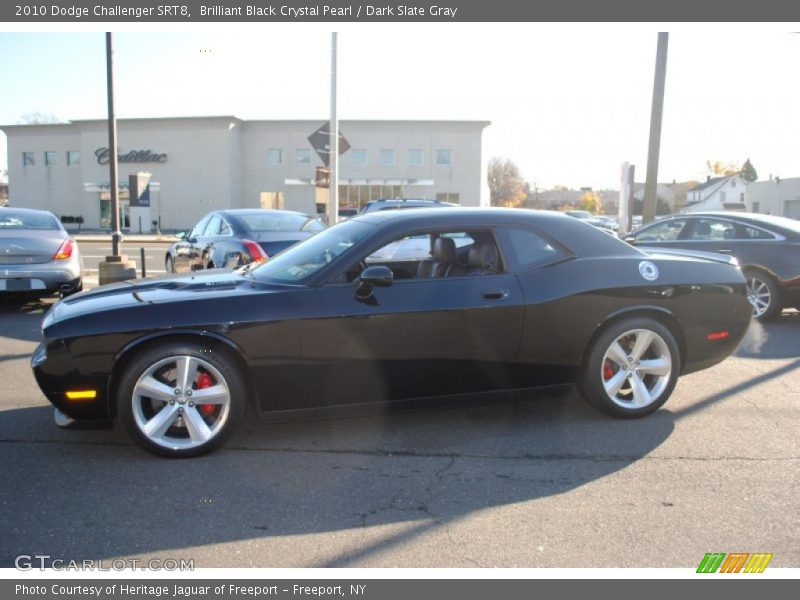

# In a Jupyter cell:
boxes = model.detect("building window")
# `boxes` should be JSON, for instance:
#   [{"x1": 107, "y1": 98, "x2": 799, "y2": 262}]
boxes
[
  {"x1": 719, "y1": 191, "x2": 726, "y2": 203},
  {"x1": 752, "y1": 201, "x2": 760, "y2": 213},
  {"x1": 67, "y1": 151, "x2": 80, "y2": 166},
  {"x1": 267, "y1": 148, "x2": 282, "y2": 166},
  {"x1": 44, "y1": 151, "x2": 57, "y2": 166},
  {"x1": 740, "y1": 192, "x2": 745, "y2": 202},
  {"x1": 408, "y1": 149, "x2": 423, "y2": 166},
  {"x1": 436, "y1": 192, "x2": 460, "y2": 204},
  {"x1": 730, "y1": 179, "x2": 736, "y2": 188},
  {"x1": 351, "y1": 149, "x2": 367, "y2": 166},
  {"x1": 379, "y1": 149, "x2": 395, "y2": 166},
  {"x1": 22, "y1": 152, "x2": 35, "y2": 167},
  {"x1": 296, "y1": 149, "x2": 311, "y2": 164},
  {"x1": 436, "y1": 149, "x2": 452, "y2": 165}
]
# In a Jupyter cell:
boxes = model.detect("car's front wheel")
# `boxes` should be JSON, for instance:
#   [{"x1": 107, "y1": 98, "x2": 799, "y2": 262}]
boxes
[
  {"x1": 580, "y1": 317, "x2": 680, "y2": 418},
  {"x1": 744, "y1": 269, "x2": 782, "y2": 321},
  {"x1": 117, "y1": 342, "x2": 246, "y2": 457}
]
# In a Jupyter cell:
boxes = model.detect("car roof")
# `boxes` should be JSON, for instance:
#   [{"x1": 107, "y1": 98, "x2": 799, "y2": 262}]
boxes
[
  {"x1": 0, "y1": 206, "x2": 57, "y2": 215},
  {"x1": 216, "y1": 209, "x2": 309, "y2": 217},
  {"x1": 350, "y1": 207, "x2": 641, "y2": 257},
  {"x1": 659, "y1": 211, "x2": 800, "y2": 234}
]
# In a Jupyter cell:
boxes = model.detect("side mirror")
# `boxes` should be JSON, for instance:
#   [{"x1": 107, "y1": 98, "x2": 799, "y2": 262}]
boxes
[
  {"x1": 360, "y1": 265, "x2": 394, "y2": 287},
  {"x1": 355, "y1": 266, "x2": 393, "y2": 305}
]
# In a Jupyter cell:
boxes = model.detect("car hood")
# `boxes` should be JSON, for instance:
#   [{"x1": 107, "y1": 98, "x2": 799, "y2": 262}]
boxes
[{"x1": 47, "y1": 269, "x2": 294, "y2": 324}]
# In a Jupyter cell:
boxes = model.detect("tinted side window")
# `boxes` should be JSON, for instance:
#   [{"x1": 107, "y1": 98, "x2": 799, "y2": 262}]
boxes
[
  {"x1": 219, "y1": 219, "x2": 232, "y2": 236},
  {"x1": 737, "y1": 224, "x2": 775, "y2": 240},
  {"x1": 501, "y1": 227, "x2": 562, "y2": 272},
  {"x1": 687, "y1": 218, "x2": 731, "y2": 241},
  {"x1": 190, "y1": 215, "x2": 211, "y2": 239},
  {"x1": 203, "y1": 216, "x2": 223, "y2": 237},
  {"x1": 635, "y1": 218, "x2": 687, "y2": 241}
]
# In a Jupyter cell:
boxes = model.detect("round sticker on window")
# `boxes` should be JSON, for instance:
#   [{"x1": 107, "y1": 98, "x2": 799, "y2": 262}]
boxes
[{"x1": 639, "y1": 261, "x2": 659, "y2": 281}]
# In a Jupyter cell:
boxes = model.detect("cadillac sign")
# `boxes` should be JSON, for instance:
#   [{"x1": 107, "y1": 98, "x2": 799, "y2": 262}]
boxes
[{"x1": 95, "y1": 148, "x2": 167, "y2": 165}]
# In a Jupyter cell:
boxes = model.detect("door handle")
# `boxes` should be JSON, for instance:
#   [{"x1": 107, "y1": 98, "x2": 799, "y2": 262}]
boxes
[{"x1": 483, "y1": 290, "x2": 510, "y2": 301}]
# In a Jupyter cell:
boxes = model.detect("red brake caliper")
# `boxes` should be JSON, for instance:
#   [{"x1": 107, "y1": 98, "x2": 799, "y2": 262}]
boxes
[
  {"x1": 196, "y1": 372, "x2": 216, "y2": 416},
  {"x1": 603, "y1": 360, "x2": 615, "y2": 381}
]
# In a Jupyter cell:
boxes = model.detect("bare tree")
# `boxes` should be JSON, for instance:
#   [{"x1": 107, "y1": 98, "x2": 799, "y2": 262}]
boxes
[{"x1": 18, "y1": 112, "x2": 62, "y2": 125}]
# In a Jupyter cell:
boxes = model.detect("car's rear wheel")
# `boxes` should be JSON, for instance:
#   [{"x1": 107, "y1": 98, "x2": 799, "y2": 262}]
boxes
[
  {"x1": 580, "y1": 317, "x2": 680, "y2": 418},
  {"x1": 117, "y1": 342, "x2": 246, "y2": 457},
  {"x1": 744, "y1": 269, "x2": 782, "y2": 321}
]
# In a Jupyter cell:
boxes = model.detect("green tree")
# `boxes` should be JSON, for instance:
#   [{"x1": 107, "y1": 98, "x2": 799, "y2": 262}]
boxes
[
  {"x1": 488, "y1": 158, "x2": 527, "y2": 207},
  {"x1": 741, "y1": 158, "x2": 758, "y2": 182}
]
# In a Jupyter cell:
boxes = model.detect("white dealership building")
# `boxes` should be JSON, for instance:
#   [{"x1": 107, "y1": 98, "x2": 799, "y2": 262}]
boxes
[{"x1": 1, "y1": 116, "x2": 490, "y2": 231}]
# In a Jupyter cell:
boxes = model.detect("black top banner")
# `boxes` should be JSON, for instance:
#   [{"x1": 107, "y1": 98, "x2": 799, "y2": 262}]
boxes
[{"x1": 3, "y1": 0, "x2": 800, "y2": 22}]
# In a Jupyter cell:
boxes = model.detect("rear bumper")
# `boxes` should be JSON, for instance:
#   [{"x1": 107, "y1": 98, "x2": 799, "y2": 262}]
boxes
[{"x1": 0, "y1": 260, "x2": 82, "y2": 294}]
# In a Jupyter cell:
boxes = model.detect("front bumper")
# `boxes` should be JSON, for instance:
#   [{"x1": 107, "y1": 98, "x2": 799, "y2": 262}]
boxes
[{"x1": 31, "y1": 341, "x2": 111, "y2": 420}]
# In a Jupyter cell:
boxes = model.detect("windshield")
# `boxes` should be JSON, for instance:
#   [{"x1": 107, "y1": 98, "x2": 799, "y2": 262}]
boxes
[
  {"x1": 0, "y1": 211, "x2": 60, "y2": 230},
  {"x1": 249, "y1": 219, "x2": 374, "y2": 282}
]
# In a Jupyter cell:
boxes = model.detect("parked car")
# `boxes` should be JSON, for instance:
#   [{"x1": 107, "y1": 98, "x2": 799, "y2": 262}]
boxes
[
  {"x1": 33, "y1": 208, "x2": 751, "y2": 457},
  {"x1": 360, "y1": 198, "x2": 455, "y2": 213},
  {"x1": 0, "y1": 207, "x2": 82, "y2": 298},
  {"x1": 625, "y1": 212, "x2": 800, "y2": 320},
  {"x1": 165, "y1": 209, "x2": 324, "y2": 274}
]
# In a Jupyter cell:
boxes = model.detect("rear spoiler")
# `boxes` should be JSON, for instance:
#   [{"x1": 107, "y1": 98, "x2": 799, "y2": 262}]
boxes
[{"x1": 637, "y1": 246, "x2": 740, "y2": 267}]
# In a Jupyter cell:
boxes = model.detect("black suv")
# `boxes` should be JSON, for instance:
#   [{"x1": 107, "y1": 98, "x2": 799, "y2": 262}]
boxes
[{"x1": 360, "y1": 198, "x2": 456, "y2": 214}]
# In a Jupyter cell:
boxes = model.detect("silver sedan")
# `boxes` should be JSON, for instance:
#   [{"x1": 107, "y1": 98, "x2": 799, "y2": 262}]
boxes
[{"x1": 0, "y1": 207, "x2": 82, "y2": 297}]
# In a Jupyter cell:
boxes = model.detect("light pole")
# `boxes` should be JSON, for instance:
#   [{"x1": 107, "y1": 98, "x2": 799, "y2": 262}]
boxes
[
  {"x1": 643, "y1": 32, "x2": 669, "y2": 225},
  {"x1": 98, "y1": 32, "x2": 137, "y2": 285},
  {"x1": 328, "y1": 32, "x2": 339, "y2": 227}
]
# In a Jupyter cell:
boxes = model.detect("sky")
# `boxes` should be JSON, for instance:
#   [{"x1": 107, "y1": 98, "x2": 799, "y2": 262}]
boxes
[{"x1": 1, "y1": 25, "x2": 799, "y2": 189}]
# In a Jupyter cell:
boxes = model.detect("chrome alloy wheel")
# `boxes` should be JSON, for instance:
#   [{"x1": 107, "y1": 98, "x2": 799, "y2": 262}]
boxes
[
  {"x1": 600, "y1": 328, "x2": 673, "y2": 409},
  {"x1": 131, "y1": 355, "x2": 231, "y2": 450},
  {"x1": 746, "y1": 275, "x2": 772, "y2": 319}
]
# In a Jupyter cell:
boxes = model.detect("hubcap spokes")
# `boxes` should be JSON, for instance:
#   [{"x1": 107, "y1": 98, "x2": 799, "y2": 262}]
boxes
[
  {"x1": 601, "y1": 329, "x2": 672, "y2": 409},
  {"x1": 132, "y1": 355, "x2": 231, "y2": 450},
  {"x1": 746, "y1": 277, "x2": 770, "y2": 317}
]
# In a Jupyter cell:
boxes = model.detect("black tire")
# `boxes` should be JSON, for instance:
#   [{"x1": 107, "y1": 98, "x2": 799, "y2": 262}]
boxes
[
  {"x1": 744, "y1": 269, "x2": 782, "y2": 321},
  {"x1": 116, "y1": 341, "x2": 247, "y2": 458},
  {"x1": 165, "y1": 255, "x2": 174, "y2": 274},
  {"x1": 579, "y1": 317, "x2": 680, "y2": 419}
]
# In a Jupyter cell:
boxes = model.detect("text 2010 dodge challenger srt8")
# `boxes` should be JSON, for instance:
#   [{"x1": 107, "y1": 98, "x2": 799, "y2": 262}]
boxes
[{"x1": 32, "y1": 208, "x2": 752, "y2": 457}]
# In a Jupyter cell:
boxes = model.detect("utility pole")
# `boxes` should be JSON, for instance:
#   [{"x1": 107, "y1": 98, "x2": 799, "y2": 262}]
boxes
[
  {"x1": 98, "y1": 32, "x2": 136, "y2": 285},
  {"x1": 327, "y1": 32, "x2": 339, "y2": 227},
  {"x1": 643, "y1": 32, "x2": 669, "y2": 225}
]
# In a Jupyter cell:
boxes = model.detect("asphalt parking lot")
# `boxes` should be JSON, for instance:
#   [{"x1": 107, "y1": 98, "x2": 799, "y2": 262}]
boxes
[{"x1": 0, "y1": 290, "x2": 798, "y2": 568}]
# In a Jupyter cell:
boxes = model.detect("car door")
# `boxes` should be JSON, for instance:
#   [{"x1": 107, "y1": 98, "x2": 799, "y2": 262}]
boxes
[
  {"x1": 300, "y1": 228, "x2": 526, "y2": 408},
  {"x1": 172, "y1": 214, "x2": 211, "y2": 273},
  {"x1": 681, "y1": 217, "x2": 778, "y2": 269}
]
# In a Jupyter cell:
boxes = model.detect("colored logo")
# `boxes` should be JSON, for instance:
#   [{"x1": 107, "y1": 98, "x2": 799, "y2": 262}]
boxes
[
  {"x1": 638, "y1": 260, "x2": 659, "y2": 281},
  {"x1": 697, "y1": 552, "x2": 773, "y2": 573}
]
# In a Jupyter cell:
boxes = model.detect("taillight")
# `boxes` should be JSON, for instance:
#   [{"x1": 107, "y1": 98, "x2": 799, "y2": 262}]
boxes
[
  {"x1": 242, "y1": 239, "x2": 268, "y2": 263},
  {"x1": 53, "y1": 238, "x2": 74, "y2": 260}
]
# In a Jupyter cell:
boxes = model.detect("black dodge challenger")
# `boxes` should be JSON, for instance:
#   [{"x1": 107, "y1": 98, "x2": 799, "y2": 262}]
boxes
[{"x1": 32, "y1": 208, "x2": 752, "y2": 457}]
